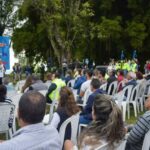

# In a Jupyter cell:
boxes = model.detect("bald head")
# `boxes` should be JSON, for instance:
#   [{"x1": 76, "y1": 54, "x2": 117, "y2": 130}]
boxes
[{"x1": 18, "y1": 91, "x2": 46, "y2": 124}]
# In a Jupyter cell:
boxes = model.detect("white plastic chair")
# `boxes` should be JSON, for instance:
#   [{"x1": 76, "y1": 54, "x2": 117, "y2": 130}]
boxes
[
  {"x1": 67, "y1": 79, "x2": 75, "y2": 88},
  {"x1": 115, "y1": 85, "x2": 134, "y2": 121},
  {"x1": 78, "y1": 88, "x2": 92, "y2": 107},
  {"x1": 142, "y1": 129, "x2": 150, "y2": 150},
  {"x1": 116, "y1": 81, "x2": 124, "y2": 93},
  {"x1": 78, "y1": 124, "x2": 87, "y2": 137},
  {"x1": 39, "y1": 90, "x2": 47, "y2": 96},
  {"x1": 137, "y1": 80, "x2": 147, "y2": 112},
  {"x1": 59, "y1": 113, "x2": 80, "y2": 149},
  {"x1": 95, "y1": 143, "x2": 108, "y2": 150},
  {"x1": 100, "y1": 83, "x2": 107, "y2": 91},
  {"x1": 0, "y1": 103, "x2": 15, "y2": 139},
  {"x1": 43, "y1": 100, "x2": 58, "y2": 125},
  {"x1": 107, "y1": 81, "x2": 118, "y2": 95},
  {"x1": 128, "y1": 84, "x2": 140, "y2": 118},
  {"x1": 11, "y1": 93, "x2": 23, "y2": 117}
]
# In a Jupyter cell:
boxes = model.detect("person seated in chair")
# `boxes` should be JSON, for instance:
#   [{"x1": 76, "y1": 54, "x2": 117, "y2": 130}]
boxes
[
  {"x1": 46, "y1": 71, "x2": 66, "y2": 104},
  {"x1": 79, "y1": 78, "x2": 105, "y2": 124},
  {"x1": 50, "y1": 87, "x2": 80, "y2": 149},
  {"x1": 123, "y1": 71, "x2": 137, "y2": 88},
  {"x1": 106, "y1": 70, "x2": 117, "y2": 94},
  {"x1": 29, "y1": 74, "x2": 48, "y2": 91},
  {"x1": 0, "y1": 85, "x2": 12, "y2": 103},
  {"x1": 125, "y1": 96, "x2": 150, "y2": 150},
  {"x1": 0, "y1": 91, "x2": 61, "y2": 150}
]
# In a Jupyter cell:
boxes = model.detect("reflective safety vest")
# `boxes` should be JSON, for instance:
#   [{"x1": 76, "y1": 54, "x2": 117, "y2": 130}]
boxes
[
  {"x1": 131, "y1": 63, "x2": 137, "y2": 72},
  {"x1": 116, "y1": 63, "x2": 121, "y2": 70},
  {"x1": 105, "y1": 74, "x2": 109, "y2": 80},
  {"x1": 49, "y1": 78, "x2": 66, "y2": 101}
]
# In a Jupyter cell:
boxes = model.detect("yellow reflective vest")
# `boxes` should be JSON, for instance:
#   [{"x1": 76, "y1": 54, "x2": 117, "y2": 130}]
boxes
[{"x1": 49, "y1": 78, "x2": 66, "y2": 101}]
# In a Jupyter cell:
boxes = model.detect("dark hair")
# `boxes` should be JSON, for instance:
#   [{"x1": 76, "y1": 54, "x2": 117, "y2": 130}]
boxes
[
  {"x1": 136, "y1": 71, "x2": 143, "y2": 80},
  {"x1": 80, "y1": 94, "x2": 125, "y2": 149},
  {"x1": 0, "y1": 85, "x2": 7, "y2": 102},
  {"x1": 46, "y1": 73, "x2": 52, "y2": 80},
  {"x1": 18, "y1": 91, "x2": 46, "y2": 124},
  {"x1": 58, "y1": 87, "x2": 80, "y2": 116},
  {"x1": 91, "y1": 78, "x2": 101, "y2": 89},
  {"x1": 86, "y1": 69, "x2": 93, "y2": 78},
  {"x1": 99, "y1": 70, "x2": 106, "y2": 77},
  {"x1": 118, "y1": 70, "x2": 124, "y2": 76},
  {"x1": 111, "y1": 70, "x2": 116, "y2": 76},
  {"x1": 54, "y1": 71, "x2": 61, "y2": 78}
]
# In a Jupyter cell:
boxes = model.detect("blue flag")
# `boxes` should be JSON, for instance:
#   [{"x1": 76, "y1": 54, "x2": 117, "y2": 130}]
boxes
[
  {"x1": 0, "y1": 36, "x2": 10, "y2": 70},
  {"x1": 121, "y1": 50, "x2": 124, "y2": 60},
  {"x1": 132, "y1": 50, "x2": 137, "y2": 59}
]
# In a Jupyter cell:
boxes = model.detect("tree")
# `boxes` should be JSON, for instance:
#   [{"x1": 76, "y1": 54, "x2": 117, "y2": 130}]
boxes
[
  {"x1": 0, "y1": 0, "x2": 19, "y2": 36},
  {"x1": 12, "y1": 0, "x2": 93, "y2": 65}
]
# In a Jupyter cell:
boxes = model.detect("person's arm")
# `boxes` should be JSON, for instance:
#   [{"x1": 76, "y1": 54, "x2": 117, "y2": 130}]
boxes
[
  {"x1": 126, "y1": 115, "x2": 149, "y2": 146},
  {"x1": 47, "y1": 83, "x2": 57, "y2": 94},
  {"x1": 79, "y1": 83, "x2": 86, "y2": 97},
  {"x1": 50, "y1": 112, "x2": 60, "y2": 128}
]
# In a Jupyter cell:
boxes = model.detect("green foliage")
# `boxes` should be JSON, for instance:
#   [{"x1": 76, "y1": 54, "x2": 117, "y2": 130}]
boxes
[
  {"x1": 0, "y1": 0, "x2": 18, "y2": 35},
  {"x1": 11, "y1": 0, "x2": 150, "y2": 67}
]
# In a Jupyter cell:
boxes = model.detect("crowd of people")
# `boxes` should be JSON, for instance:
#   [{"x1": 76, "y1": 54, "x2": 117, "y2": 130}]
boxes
[{"x1": 0, "y1": 59, "x2": 150, "y2": 150}]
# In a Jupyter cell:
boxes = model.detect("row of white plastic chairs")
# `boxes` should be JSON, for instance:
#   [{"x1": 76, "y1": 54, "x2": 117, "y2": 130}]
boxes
[{"x1": 67, "y1": 79, "x2": 150, "y2": 121}]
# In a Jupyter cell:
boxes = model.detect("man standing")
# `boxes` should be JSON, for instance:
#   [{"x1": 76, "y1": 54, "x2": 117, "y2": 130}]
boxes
[{"x1": 0, "y1": 91, "x2": 61, "y2": 149}]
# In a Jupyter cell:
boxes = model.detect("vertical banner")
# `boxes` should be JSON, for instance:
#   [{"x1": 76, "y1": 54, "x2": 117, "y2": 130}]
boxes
[{"x1": 0, "y1": 36, "x2": 10, "y2": 70}]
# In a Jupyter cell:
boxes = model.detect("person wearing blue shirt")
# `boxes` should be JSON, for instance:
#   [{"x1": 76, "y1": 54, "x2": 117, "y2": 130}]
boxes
[{"x1": 79, "y1": 78, "x2": 105, "y2": 124}]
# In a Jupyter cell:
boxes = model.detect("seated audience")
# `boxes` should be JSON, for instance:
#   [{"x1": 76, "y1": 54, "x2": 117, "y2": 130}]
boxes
[
  {"x1": 29, "y1": 74, "x2": 48, "y2": 91},
  {"x1": 79, "y1": 78, "x2": 105, "y2": 124},
  {"x1": 79, "y1": 94, "x2": 125, "y2": 149},
  {"x1": 79, "y1": 69, "x2": 93, "y2": 98},
  {"x1": 21, "y1": 75, "x2": 33, "y2": 93},
  {"x1": 0, "y1": 85, "x2": 12, "y2": 103},
  {"x1": 117, "y1": 70, "x2": 124, "y2": 92},
  {"x1": 46, "y1": 71, "x2": 66, "y2": 103},
  {"x1": 65, "y1": 69, "x2": 73, "y2": 85},
  {"x1": 0, "y1": 91, "x2": 61, "y2": 149},
  {"x1": 106, "y1": 70, "x2": 117, "y2": 94},
  {"x1": 73, "y1": 69, "x2": 86, "y2": 95},
  {"x1": 123, "y1": 72, "x2": 137, "y2": 88},
  {"x1": 50, "y1": 87, "x2": 80, "y2": 149},
  {"x1": 125, "y1": 96, "x2": 150, "y2": 150},
  {"x1": 136, "y1": 71, "x2": 143, "y2": 84},
  {"x1": 98, "y1": 69, "x2": 107, "y2": 85}
]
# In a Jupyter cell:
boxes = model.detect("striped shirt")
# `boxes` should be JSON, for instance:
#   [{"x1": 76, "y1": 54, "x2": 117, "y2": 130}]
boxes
[{"x1": 125, "y1": 111, "x2": 150, "y2": 150}]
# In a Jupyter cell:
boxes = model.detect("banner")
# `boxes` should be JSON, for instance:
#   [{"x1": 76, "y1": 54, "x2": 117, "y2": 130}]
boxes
[{"x1": 0, "y1": 36, "x2": 10, "y2": 70}]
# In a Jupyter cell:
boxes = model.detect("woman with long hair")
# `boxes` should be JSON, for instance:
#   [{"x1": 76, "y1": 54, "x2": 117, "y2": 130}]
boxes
[
  {"x1": 79, "y1": 94, "x2": 125, "y2": 150},
  {"x1": 50, "y1": 86, "x2": 80, "y2": 149}
]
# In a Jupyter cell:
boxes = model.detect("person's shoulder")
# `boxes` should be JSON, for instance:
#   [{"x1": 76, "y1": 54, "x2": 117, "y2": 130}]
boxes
[{"x1": 142, "y1": 111, "x2": 150, "y2": 120}]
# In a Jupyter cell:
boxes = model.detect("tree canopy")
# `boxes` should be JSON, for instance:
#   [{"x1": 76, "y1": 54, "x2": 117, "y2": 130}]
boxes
[
  {"x1": 12, "y1": 0, "x2": 150, "y2": 66},
  {"x1": 0, "y1": 0, "x2": 19, "y2": 36}
]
